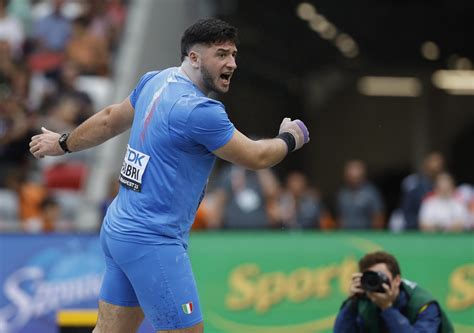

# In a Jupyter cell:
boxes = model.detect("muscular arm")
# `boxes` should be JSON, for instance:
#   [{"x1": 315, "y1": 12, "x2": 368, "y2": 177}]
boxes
[
  {"x1": 30, "y1": 97, "x2": 134, "y2": 158},
  {"x1": 68, "y1": 98, "x2": 134, "y2": 152},
  {"x1": 213, "y1": 129, "x2": 288, "y2": 170}
]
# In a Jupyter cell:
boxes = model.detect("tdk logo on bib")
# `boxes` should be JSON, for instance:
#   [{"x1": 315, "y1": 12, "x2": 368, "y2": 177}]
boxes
[{"x1": 119, "y1": 145, "x2": 150, "y2": 192}]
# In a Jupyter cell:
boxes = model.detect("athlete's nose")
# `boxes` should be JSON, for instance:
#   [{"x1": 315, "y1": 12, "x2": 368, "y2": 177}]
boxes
[{"x1": 227, "y1": 56, "x2": 237, "y2": 70}]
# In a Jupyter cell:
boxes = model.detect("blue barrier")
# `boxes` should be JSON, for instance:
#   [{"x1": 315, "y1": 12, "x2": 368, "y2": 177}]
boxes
[{"x1": 0, "y1": 234, "x2": 153, "y2": 333}]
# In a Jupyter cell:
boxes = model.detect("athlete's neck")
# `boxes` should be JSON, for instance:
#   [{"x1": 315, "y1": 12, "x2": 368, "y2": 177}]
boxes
[{"x1": 180, "y1": 61, "x2": 210, "y2": 96}]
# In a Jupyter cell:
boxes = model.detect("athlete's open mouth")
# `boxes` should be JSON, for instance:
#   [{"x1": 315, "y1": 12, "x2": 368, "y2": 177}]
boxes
[{"x1": 220, "y1": 73, "x2": 232, "y2": 82}]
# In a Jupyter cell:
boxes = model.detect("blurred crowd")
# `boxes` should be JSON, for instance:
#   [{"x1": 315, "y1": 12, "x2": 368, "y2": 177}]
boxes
[
  {"x1": 192, "y1": 152, "x2": 473, "y2": 233},
  {"x1": 0, "y1": 0, "x2": 128, "y2": 232},
  {"x1": 0, "y1": 1, "x2": 472, "y2": 235}
]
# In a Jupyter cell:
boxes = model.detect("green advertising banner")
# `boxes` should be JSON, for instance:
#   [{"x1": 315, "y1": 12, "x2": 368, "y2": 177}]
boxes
[{"x1": 188, "y1": 232, "x2": 474, "y2": 333}]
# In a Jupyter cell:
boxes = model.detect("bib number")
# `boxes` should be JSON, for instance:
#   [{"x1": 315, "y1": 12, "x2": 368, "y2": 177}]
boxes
[{"x1": 119, "y1": 145, "x2": 150, "y2": 192}]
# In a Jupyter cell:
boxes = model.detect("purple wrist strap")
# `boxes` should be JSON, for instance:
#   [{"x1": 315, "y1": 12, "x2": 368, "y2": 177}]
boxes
[{"x1": 295, "y1": 120, "x2": 309, "y2": 143}]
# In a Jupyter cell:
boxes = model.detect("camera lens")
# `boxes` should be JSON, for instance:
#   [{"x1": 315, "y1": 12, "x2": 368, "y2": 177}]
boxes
[
  {"x1": 361, "y1": 271, "x2": 389, "y2": 293},
  {"x1": 363, "y1": 272, "x2": 379, "y2": 287}
]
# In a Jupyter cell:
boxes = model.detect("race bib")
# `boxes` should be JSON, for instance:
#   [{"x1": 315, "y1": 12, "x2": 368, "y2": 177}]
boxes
[{"x1": 119, "y1": 145, "x2": 150, "y2": 192}]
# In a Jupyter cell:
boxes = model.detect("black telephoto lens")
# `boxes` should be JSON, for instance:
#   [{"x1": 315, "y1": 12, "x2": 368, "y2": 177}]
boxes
[{"x1": 361, "y1": 271, "x2": 390, "y2": 293}]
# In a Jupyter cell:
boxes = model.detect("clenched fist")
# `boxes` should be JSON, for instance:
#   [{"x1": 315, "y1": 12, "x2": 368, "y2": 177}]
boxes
[{"x1": 278, "y1": 117, "x2": 310, "y2": 151}]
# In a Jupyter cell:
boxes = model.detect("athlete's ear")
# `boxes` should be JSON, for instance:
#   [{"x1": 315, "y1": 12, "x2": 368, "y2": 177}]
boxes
[{"x1": 188, "y1": 50, "x2": 200, "y2": 69}]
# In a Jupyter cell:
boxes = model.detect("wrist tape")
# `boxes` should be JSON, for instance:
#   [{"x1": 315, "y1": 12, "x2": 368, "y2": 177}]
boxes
[{"x1": 277, "y1": 132, "x2": 296, "y2": 154}]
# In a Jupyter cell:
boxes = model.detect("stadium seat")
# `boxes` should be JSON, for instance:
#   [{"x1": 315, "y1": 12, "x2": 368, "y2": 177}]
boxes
[{"x1": 44, "y1": 162, "x2": 88, "y2": 190}]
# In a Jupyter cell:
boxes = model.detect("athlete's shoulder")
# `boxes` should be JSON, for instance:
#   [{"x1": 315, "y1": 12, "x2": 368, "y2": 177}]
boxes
[
  {"x1": 137, "y1": 70, "x2": 163, "y2": 86},
  {"x1": 130, "y1": 70, "x2": 163, "y2": 107},
  {"x1": 143, "y1": 70, "x2": 162, "y2": 78},
  {"x1": 140, "y1": 67, "x2": 181, "y2": 85},
  {"x1": 174, "y1": 93, "x2": 225, "y2": 114}
]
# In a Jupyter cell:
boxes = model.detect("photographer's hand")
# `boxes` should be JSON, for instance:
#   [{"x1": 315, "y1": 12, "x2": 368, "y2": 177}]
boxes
[
  {"x1": 367, "y1": 283, "x2": 397, "y2": 310},
  {"x1": 349, "y1": 273, "x2": 364, "y2": 297}
]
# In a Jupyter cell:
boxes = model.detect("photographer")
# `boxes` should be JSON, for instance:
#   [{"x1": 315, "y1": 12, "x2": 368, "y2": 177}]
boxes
[{"x1": 334, "y1": 251, "x2": 453, "y2": 333}]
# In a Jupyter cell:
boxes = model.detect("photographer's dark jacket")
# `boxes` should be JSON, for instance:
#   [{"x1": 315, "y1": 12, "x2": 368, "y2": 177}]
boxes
[{"x1": 334, "y1": 279, "x2": 454, "y2": 333}]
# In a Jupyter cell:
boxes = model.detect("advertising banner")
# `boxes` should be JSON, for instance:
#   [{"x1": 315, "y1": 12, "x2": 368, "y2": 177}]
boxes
[
  {"x1": 1, "y1": 232, "x2": 473, "y2": 333},
  {"x1": 189, "y1": 232, "x2": 474, "y2": 333},
  {"x1": 0, "y1": 234, "x2": 153, "y2": 333}
]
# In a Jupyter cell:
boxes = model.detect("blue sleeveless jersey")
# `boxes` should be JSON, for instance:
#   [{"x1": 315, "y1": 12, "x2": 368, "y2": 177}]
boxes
[{"x1": 104, "y1": 67, "x2": 235, "y2": 247}]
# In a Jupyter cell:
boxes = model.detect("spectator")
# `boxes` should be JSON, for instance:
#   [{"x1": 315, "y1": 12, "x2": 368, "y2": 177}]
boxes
[
  {"x1": 192, "y1": 196, "x2": 212, "y2": 230},
  {"x1": 105, "y1": 0, "x2": 128, "y2": 51},
  {"x1": 66, "y1": 16, "x2": 109, "y2": 75},
  {"x1": 207, "y1": 165, "x2": 281, "y2": 229},
  {"x1": 39, "y1": 61, "x2": 94, "y2": 122},
  {"x1": 0, "y1": 0, "x2": 25, "y2": 59},
  {"x1": 80, "y1": 0, "x2": 127, "y2": 54},
  {"x1": 277, "y1": 170, "x2": 326, "y2": 229},
  {"x1": 0, "y1": 97, "x2": 31, "y2": 186},
  {"x1": 83, "y1": 0, "x2": 109, "y2": 41},
  {"x1": 419, "y1": 173, "x2": 470, "y2": 232},
  {"x1": 0, "y1": 169, "x2": 20, "y2": 228},
  {"x1": 334, "y1": 251, "x2": 454, "y2": 333},
  {"x1": 0, "y1": 39, "x2": 29, "y2": 100},
  {"x1": 400, "y1": 152, "x2": 445, "y2": 230},
  {"x1": 6, "y1": 0, "x2": 32, "y2": 35},
  {"x1": 456, "y1": 183, "x2": 474, "y2": 229},
  {"x1": 337, "y1": 159, "x2": 385, "y2": 229},
  {"x1": 35, "y1": 95, "x2": 93, "y2": 190},
  {"x1": 23, "y1": 194, "x2": 65, "y2": 233},
  {"x1": 29, "y1": 0, "x2": 71, "y2": 74},
  {"x1": 41, "y1": 95, "x2": 83, "y2": 133},
  {"x1": 18, "y1": 178, "x2": 47, "y2": 233},
  {"x1": 32, "y1": 0, "x2": 71, "y2": 53},
  {"x1": 39, "y1": 196, "x2": 61, "y2": 232}
]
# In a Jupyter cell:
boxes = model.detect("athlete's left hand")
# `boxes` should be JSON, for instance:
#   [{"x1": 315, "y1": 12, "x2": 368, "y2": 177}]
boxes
[
  {"x1": 29, "y1": 127, "x2": 65, "y2": 159},
  {"x1": 278, "y1": 118, "x2": 310, "y2": 151},
  {"x1": 366, "y1": 283, "x2": 397, "y2": 310}
]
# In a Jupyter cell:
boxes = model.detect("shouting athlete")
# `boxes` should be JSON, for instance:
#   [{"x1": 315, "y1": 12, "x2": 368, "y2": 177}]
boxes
[{"x1": 29, "y1": 18, "x2": 309, "y2": 333}]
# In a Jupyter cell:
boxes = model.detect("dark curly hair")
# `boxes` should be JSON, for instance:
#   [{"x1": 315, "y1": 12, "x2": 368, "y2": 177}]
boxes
[
  {"x1": 180, "y1": 18, "x2": 238, "y2": 61},
  {"x1": 359, "y1": 251, "x2": 401, "y2": 277}
]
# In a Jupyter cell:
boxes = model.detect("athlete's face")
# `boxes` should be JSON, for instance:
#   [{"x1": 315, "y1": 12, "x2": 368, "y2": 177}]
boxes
[{"x1": 198, "y1": 41, "x2": 237, "y2": 94}]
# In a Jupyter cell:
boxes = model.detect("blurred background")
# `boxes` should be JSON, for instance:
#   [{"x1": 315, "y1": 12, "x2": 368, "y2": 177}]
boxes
[{"x1": 0, "y1": 0, "x2": 473, "y2": 332}]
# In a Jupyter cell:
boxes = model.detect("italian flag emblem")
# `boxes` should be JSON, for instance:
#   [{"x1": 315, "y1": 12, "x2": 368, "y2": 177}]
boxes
[{"x1": 182, "y1": 302, "x2": 193, "y2": 314}]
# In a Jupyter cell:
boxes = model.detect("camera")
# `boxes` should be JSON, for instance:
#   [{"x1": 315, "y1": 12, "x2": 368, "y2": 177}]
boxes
[{"x1": 361, "y1": 271, "x2": 391, "y2": 293}]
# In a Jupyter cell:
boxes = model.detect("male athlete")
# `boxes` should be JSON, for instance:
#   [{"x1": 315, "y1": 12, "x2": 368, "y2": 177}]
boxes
[{"x1": 29, "y1": 19, "x2": 309, "y2": 333}]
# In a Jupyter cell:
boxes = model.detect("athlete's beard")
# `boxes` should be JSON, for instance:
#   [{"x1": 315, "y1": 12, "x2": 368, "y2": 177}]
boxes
[{"x1": 201, "y1": 65, "x2": 220, "y2": 94}]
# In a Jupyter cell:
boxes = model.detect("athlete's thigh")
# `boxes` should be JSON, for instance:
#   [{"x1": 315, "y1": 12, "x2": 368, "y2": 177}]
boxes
[
  {"x1": 93, "y1": 300, "x2": 144, "y2": 333},
  {"x1": 157, "y1": 321, "x2": 203, "y2": 333},
  {"x1": 99, "y1": 229, "x2": 140, "y2": 307},
  {"x1": 122, "y1": 244, "x2": 203, "y2": 331}
]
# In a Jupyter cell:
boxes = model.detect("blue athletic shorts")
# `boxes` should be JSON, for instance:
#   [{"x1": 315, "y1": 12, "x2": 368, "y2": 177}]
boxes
[{"x1": 99, "y1": 228, "x2": 203, "y2": 330}]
